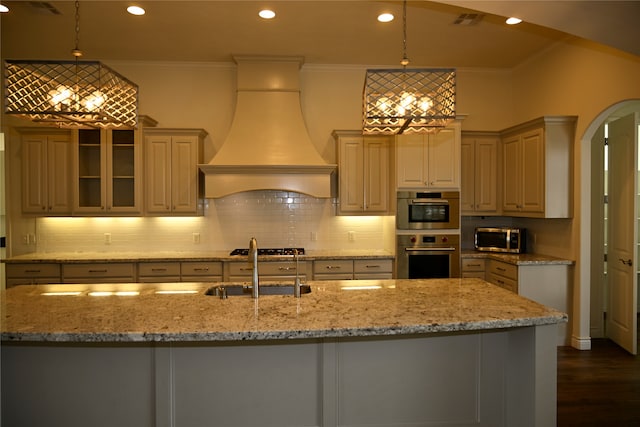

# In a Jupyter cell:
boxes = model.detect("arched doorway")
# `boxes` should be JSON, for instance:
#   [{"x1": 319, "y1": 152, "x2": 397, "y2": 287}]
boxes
[{"x1": 579, "y1": 99, "x2": 640, "y2": 351}]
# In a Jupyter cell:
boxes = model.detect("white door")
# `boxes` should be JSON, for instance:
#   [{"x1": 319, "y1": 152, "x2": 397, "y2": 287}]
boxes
[{"x1": 606, "y1": 113, "x2": 638, "y2": 354}]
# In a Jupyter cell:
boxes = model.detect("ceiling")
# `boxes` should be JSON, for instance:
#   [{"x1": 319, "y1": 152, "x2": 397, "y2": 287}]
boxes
[{"x1": 2, "y1": 1, "x2": 638, "y2": 69}]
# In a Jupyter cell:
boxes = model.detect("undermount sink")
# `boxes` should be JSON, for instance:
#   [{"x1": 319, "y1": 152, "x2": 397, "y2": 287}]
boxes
[{"x1": 204, "y1": 283, "x2": 311, "y2": 298}]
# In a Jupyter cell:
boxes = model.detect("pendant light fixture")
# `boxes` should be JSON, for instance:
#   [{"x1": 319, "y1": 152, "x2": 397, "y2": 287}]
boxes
[
  {"x1": 363, "y1": 0, "x2": 456, "y2": 135},
  {"x1": 4, "y1": 1, "x2": 138, "y2": 128}
]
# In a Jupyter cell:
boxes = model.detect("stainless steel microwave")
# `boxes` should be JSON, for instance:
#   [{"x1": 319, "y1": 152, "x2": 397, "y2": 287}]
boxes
[
  {"x1": 474, "y1": 227, "x2": 526, "y2": 253},
  {"x1": 396, "y1": 191, "x2": 460, "y2": 230}
]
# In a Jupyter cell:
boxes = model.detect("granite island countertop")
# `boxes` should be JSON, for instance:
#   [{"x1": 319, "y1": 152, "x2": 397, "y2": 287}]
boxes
[{"x1": 1, "y1": 279, "x2": 567, "y2": 343}]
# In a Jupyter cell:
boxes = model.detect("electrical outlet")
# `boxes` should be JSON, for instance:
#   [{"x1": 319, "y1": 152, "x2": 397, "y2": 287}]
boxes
[
  {"x1": 310, "y1": 231, "x2": 318, "y2": 241},
  {"x1": 22, "y1": 234, "x2": 29, "y2": 244},
  {"x1": 28, "y1": 233, "x2": 36, "y2": 244},
  {"x1": 348, "y1": 231, "x2": 355, "y2": 242},
  {"x1": 104, "y1": 233, "x2": 112, "y2": 244},
  {"x1": 192, "y1": 232, "x2": 201, "y2": 244}
]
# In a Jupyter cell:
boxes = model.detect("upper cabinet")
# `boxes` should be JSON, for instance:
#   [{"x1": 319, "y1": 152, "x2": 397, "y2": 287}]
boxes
[
  {"x1": 74, "y1": 116, "x2": 156, "y2": 215},
  {"x1": 19, "y1": 128, "x2": 73, "y2": 215},
  {"x1": 334, "y1": 131, "x2": 391, "y2": 215},
  {"x1": 500, "y1": 116, "x2": 576, "y2": 218},
  {"x1": 461, "y1": 132, "x2": 500, "y2": 215},
  {"x1": 144, "y1": 128, "x2": 207, "y2": 215},
  {"x1": 395, "y1": 120, "x2": 461, "y2": 190}
]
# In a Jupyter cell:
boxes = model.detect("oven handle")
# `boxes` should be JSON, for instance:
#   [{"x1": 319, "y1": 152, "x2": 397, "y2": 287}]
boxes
[
  {"x1": 405, "y1": 247, "x2": 457, "y2": 252},
  {"x1": 410, "y1": 199, "x2": 450, "y2": 205}
]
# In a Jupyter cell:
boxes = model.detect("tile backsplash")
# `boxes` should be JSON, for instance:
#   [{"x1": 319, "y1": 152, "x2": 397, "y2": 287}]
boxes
[{"x1": 36, "y1": 191, "x2": 395, "y2": 253}]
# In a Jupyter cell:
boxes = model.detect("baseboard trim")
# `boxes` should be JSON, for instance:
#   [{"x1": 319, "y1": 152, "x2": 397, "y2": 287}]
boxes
[{"x1": 571, "y1": 336, "x2": 592, "y2": 350}]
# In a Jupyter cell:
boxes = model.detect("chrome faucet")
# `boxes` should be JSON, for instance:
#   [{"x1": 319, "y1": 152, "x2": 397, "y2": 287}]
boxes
[
  {"x1": 249, "y1": 237, "x2": 259, "y2": 298},
  {"x1": 293, "y1": 248, "x2": 301, "y2": 298}
]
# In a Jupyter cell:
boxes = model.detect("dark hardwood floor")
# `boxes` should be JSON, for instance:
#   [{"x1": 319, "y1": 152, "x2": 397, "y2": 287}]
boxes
[{"x1": 557, "y1": 335, "x2": 640, "y2": 426}]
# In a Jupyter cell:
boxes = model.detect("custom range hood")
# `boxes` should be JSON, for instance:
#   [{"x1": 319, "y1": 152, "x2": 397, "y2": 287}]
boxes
[{"x1": 199, "y1": 56, "x2": 336, "y2": 198}]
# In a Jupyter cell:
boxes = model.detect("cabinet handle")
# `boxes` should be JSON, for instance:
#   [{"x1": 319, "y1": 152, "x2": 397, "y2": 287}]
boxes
[
  {"x1": 365, "y1": 264, "x2": 381, "y2": 269},
  {"x1": 468, "y1": 263, "x2": 481, "y2": 267},
  {"x1": 278, "y1": 266, "x2": 296, "y2": 271},
  {"x1": 88, "y1": 269, "x2": 108, "y2": 273},
  {"x1": 25, "y1": 269, "x2": 42, "y2": 273},
  {"x1": 151, "y1": 268, "x2": 167, "y2": 272},
  {"x1": 193, "y1": 267, "x2": 209, "y2": 272},
  {"x1": 496, "y1": 267, "x2": 506, "y2": 272},
  {"x1": 619, "y1": 258, "x2": 633, "y2": 266},
  {"x1": 325, "y1": 265, "x2": 341, "y2": 270}
]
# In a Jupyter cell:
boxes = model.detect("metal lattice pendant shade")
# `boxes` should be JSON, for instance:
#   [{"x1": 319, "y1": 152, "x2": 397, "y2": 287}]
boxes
[
  {"x1": 363, "y1": 68, "x2": 456, "y2": 135},
  {"x1": 4, "y1": 59, "x2": 138, "y2": 128}
]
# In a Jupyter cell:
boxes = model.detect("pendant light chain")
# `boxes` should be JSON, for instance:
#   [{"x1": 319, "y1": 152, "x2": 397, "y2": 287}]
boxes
[
  {"x1": 401, "y1": 0, "x2": 409, "y2": 67},
  {"x1": 72, "y1": 0, "x2": 82, "y2": 58}
]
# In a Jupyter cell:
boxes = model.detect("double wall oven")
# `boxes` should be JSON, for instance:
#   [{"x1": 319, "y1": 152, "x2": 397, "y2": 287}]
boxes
[{"x1": 396, "y1": 191, "x2": 460, "y2": 279}]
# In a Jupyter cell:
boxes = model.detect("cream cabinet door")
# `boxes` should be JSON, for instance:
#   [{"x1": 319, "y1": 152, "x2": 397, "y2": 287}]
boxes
[
  {"x1": 461, "y1": 135, "x2": 499, "y2": 215},
  {"x1": 363, "y1": 137, "x2": 389, "y2": 213},
  {"x1": 428, "y1": 126, "x2": 460, "y2": 188},
  {"x1": 502, "y1": 128, "x2": 544, "y2": 214},
  {"x1": 171, "y1": 135, "x2": 201, "y2": 213},
  {"x1": 396, "y1": 121, "x2": 461, "y2": 190},
  {"x1": 396, "y1": 133, "x2": 427, "y2": 188},
  {"x1": 144, "y1": 129, "x2": 206, "y2": 215},
  {"x1": 21, "y1": 130, "x2": 73, "y2": 214},
  {"x1": 338, "y1": 135, "x2": 365, "y2": 213},
  {"x1": 145, "y1": 134, "x2": 172, "y2": 213},
  {"x1": 335, "y1": 132, "x2": 390, "y2": 214},
  {"x1": 502, "y1": 134, "x2": 521, "y2": 212}
]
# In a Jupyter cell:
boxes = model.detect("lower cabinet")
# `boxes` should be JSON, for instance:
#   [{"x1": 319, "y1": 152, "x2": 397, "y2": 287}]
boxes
[
  {"x1": 6, "y1": 263, "x2": 61, "y2": 287},
  {"x1": 354, "y1": 259, "x2": 393, "y2": 279},
  {"x1": 313, "y1": 259, "x2": 393, "y2": 280},
  {"x1": 62, "y1": 263, "x2": 136, "y2": 284},
  {"x1": 138, "y1": 262, "x2": 182, "y2": 283},
  {"x1": 487, "y1": 260, "x2": 518, "y2": 293},
  {"x1": 225, "y1": 260, "x2": 308, "y2": 282},
  {"x1": 313, "y1": 260, "x2": 354, "y2": 280},
  {"x1": 461, "y1": 258, "x2": 486, "y2": 279},
  {"x1": 181, "y1": 261, "x2": 223, "y2": 282},
  {"x1": 463, "y1": 255, "x2": 570, "y2": 345}
]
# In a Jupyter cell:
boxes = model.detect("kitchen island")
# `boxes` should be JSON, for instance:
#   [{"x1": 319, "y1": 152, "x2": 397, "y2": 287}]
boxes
[{"x1": 1, "y1": 278, "x2": 566, "y2": 427}]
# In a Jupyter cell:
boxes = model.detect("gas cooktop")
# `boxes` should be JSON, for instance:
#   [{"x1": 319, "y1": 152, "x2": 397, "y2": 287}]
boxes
[{"x1": 229, "y1": 248, "x2": 305, "y2": 256}]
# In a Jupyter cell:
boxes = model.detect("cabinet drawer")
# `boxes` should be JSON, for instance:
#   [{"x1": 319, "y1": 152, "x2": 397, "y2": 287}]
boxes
[
  {"x1": 314, "y1": 260, "x2": 354, "y2": 274},
  {"x1": 227, "y1": 261, "x2": 307, "y2": 277},
  {"x1": 182, "y1": 262, "x2": 223, "y2": 276},
  {"x1": 354, "y1": 259, "x2": 392, "y2": 274},
  {"x1": 6, "y1": 263, "x2": 60, "y2": 278},
  {"x1": 62, "y1": 263, "x2": 135, "y2": 279},
  {"x1": 313, "y1": 273, "x2": 354, "y2": 281},
  {"x1": 138, "y1": 262, "x2": 181, "y2": 277},
  {"x1": 488, "y1": 261, "x2": 517, "y2": 281},
  {"x1": 462, "y1": 272, "x2": 486, "y2": 279},
  {"x1": 354, "y1": 272, "x2": 393, "y2": 280},
  {"x1": 461, "y1": 258, "x2": 486, "y2": 272},
  {"x1": 488, "y1": 272, "x2": 518, "y2": 293}
]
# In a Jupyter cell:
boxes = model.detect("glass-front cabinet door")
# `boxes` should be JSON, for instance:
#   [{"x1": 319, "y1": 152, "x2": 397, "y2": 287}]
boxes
[{"x1": 75, "y1": 128, "x2": 141, "y2": 214}]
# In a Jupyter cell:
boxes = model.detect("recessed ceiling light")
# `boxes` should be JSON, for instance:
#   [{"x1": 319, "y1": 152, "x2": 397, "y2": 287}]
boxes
[
  {"x1": 259, "y1": 9, "x2": 276, "y2": 19},
  {"x1": 377, "y1": 12, "x2": 394, "y2": 23},
  {"x1": 506, "y1": 17, "x2": 522, "y2": 25},
  {"x1": 127, "y1": 5, "x2": 145, "y2": 16},
  {"x1": 0, "y1": 4, "x2": 9, "y2": 13}
]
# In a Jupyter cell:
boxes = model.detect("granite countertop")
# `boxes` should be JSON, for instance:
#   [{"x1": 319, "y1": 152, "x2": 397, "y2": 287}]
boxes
[
  {"x1": 3, "y1": 250, "x2": 394, "y2": 263},
  {"x1": 1, "y1": 279, "x2": 567, "y2": 343},
  {"x1": 460, "y1": 250, "x2": 574, "y2": 265}
]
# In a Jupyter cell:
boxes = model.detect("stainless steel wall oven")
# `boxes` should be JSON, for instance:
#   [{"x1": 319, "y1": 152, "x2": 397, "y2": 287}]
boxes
[
  {"x1": 396, "y1": 191, "x2": 460, "y2": 230},
  {"x1": 396, "y1": 233, "x2": 460, "y2": 279}
]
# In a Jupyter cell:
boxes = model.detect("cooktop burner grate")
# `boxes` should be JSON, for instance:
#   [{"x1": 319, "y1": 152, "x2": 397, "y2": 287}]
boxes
[{"x1": 229, "y1": 248, "x2": 305, "y2": 256}]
